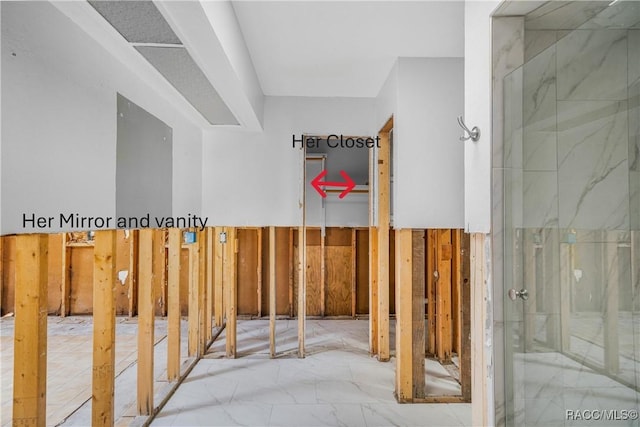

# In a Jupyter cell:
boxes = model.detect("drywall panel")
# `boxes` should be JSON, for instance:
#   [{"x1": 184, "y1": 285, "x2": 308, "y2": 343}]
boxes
[
  {"x1": 464, "y1": 1, "x2": 499, "y2": 233},
  {"x1": 201, "y1": 96, "x2": 376, "y2": 226},
  {"x1": 116, "y1": 94, "x2": 172, "y2": 221},
  {"x1": 394, "y1": 57, "x2": 464, "y2": 229},
  {"x1": 1, "y1": 2, "x2": 202, "y2": 235}
]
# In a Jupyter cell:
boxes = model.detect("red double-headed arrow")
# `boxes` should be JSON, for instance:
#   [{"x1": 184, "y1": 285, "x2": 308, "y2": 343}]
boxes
[{"x1": 311, "y1": 170, "x2": 355, "y2": 199}]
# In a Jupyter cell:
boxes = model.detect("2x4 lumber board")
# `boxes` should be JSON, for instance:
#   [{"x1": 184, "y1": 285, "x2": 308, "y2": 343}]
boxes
[
  {"x1": 460, "y1": 233, "x2": 472, "y2": 401},
  {"x1": 257, "y1": 228, "x2": 263, "y2": 318},
  {"x1": 288, "y1": 228, "x2": 294, "y2": 317},
  {"x1": 452, "y1": 229, "x2": 462, "y2": 355},
  {"x1": 225, "y1": 227, "x2": 238, "y2": 358},
  {"x1": 92, "y1": 230, "x2": 117, "y2": 425},
  {"x1": 351, "y1": 229, "x2": 357, "y2": 318},
  {"x1": 61, "y1": 233, "x2": 71, "y2": 317},
  {"x1": 320, "y1": 231, "x2": 326, "y2": 317},
  {"x1": 187, "y1": 236, "x2": 199, "y2": 357},
  {"x1": 167, "y1": 228, "x2": 181, "y2": 381},
  {"x1": 436, "y1": 229, "x2": 452, "y2": 362},
  {"x1": 377, "y1": 122, "x2": 391, "y2": 362},
  {"x1": 13, "y1": 234, "x2": 48, "y2": 426},
  {"x1": 205, "y1": 227, "x2": 214, "y2": 342},
  {"x1": 137, "y1": 229, "x2": 154, "y2": 416},
  {"x1": 426, "y1": 230, "x2": 436, "y2": 355},
  {"x1": 269, "y1": 227, "x2": 276, "y2": 357},
  {"x1": 470, "y1": 233, "x2": 487, "y2": 427},
  {"x1": 298, "y1": 227, "x2": 306, "y2": 358},
  {"x1": 198, "y1": 229, "x2": 207, "y2": 353},
  {"x1": 214, "y1": 227, "x2": 224, "y2": 327},
  {"x1": 411, "y1": 230, "x2": 426, "y2": 399},
  {"x1": 128, "y1": 230, "x2": 138, "y2": 318},
  {"x1": 369, "y1": 227, "x2": 379, "y2": 356},
  {"x1": 153, "y1": 229, "x2": 166, "y2": 316},
  {"x1": 395, "y1": 229, "x2": 413, "y2": 401}
]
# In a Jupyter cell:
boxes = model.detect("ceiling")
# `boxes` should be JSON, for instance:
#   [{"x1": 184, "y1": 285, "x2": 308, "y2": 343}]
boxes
[{"x1": 231, "y1": 1, "x2": 465, "y2": 98}]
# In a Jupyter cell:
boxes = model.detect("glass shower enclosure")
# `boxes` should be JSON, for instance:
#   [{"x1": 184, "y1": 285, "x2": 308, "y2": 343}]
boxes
[{"x1": 499, "y1": 1, "x2": 639, "y2": 425}]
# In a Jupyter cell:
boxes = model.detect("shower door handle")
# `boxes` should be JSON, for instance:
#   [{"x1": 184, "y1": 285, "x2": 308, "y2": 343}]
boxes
[{"x1": 508, "y1": 288, "x2": 528, "y2": 301}]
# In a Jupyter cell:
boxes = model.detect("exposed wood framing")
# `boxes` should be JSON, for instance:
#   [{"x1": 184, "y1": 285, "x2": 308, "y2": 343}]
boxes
[
  {"x1": 214, "y1": 227, "x2": 224, "y2": 327},
  {"x1": 92, "y1": 230, "x2": 117, "y2": 425},
  {"x1": 167, "y1": 228, "x2": 181, "y2": 381},
  {"x1": 452, "y1": 229, "x2": 462, "y2": 355},
  {"x1": 436, "y1": 229, "x2": 452, "y2": 362},
  {"x1": 187, "y1": 233, "x2": 199, "y2": 357},
  {"x1": 377, "y1": 117, "x2": 392, "y2": 362},
  {"x1": 320, "y1": 230, "x2": 326, "y2": 317},
  {"x1": 395, "y1": 229, "x2": 413, "y2": 401},
  {"x1": 298, "y1": 227, "x2": 306, "y2": 358},
  {"x1": 470, "y1": 233, "x2": 487, "y2": 427},
  {"x1": 288, "y1": 228, "x2": 294, "y2": 317},
  {"x1": 137, "y1": 229, "x2": 154, "y2": 416},
  {"x1": 13, "y1": 234, "x2": 48, "y2": 426},
  {"x1": 225, "y1": 227, "x2": 237, "y2": 358},
  {"x1": 0, "y1": 238, "x2": 2, "y2": 316},
  {"x1": 269, "y1": 227, "x2": 276, "y2": 358},
  {"x1": 128, "y1": 230, "x2": 138, "y2": 318},
  {"x1": 61, "y1": 233, "x2": 71, "y2": 317},
  {"x1": 411, "y1": 230, "x2": 426, "y2": 399},
  {"x1": 205, "y1": 227, "x2": 214, "y2": 343},
  {"x1": 153, "y1": 229, "x2": 166, "y2": 316},
  {"x1": 198, "y1": 229, "x2": 207, "y2": 353},
  {"x1": 426, "y1": 230, "x2": 436, "y2": 355},
  {"x1": 351, "y1": 229, "x2": 357, "y2": 318},
  {"x1": 257, "y1": 228, "x2": 263, "y2": 318},
  {"x1": 460, "y1": 232, "x2": 472, "y2": 401},
  {"x1": 369, "y1": 227, "x2": 379, "y2": 355}
]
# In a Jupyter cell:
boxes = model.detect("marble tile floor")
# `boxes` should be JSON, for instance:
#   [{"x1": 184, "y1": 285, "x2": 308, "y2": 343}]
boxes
[
  {"x1": 0, "y1": 316, "x2": 191, "y2": 427},
  {"x1": 152, "y1": 319, "x2": 470, "y2": 427}
]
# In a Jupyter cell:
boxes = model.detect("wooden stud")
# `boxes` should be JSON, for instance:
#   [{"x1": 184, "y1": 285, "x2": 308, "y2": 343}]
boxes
[
  {"x1": 426, "y1": 230, "x2": 436, "y2": 355},
  {"x1": 92, "y1": 230, "x2": 117, "y2": 425},
  {"x1": 167, "y1": 228, "x2": 181, "y2": 381},
  {"x1": 369, "y1": 227, "x2": 379, "y2": 356},
  {"x1": 198, "y1": 229, "x2": 207, "y2": 353},
  {"x1": 187, "y1": 233, "x2": 199, "y2": 357},
  {"x1": 225, "y1": 227, "x2": 237, "y2": 358},
  {"x1": 214, "y1": 227, "x2": 224, "y2": 327},
  {"x1": 395, "y1": 229, "x2": 412, "y2": 401},
  {"x1": 60, "y1": 233, "x2": 71, "y2": 317},
  {"x1": 257, "y1": 228, "x2": 263, "y2": 318},
  {"x1": 351, "y1": 229, "x2": 357, "y2": 318},
  {"x1": 298, "y1": 227, "x2": 306, "y2": 358},
  {"x1": 288, "y1": 228, "x2": 294, "y2": 317},
  {"x1": 137, "y1": 229, "x2": 154, "y2": 416},
  {"x1": 128, "y1": 230, "x2": 138, "y2": 318},
  {"x1": 320, "y1": 230, "x2": 326, "y2": 317},
  {"x1": 269, "y1": 227, "x2": 277, "y2": 358},
  {"x1": 205, "y1": 227, "x2": 214, "y2": 342},
  {"x1": 436, "y1": 229, "x2": 452, "y2": 362},
  {"x1": 452, "y1": 229, "x2": 462, "y2": 355},
  {"x1": 13, "y1": 234, "x2": 48, "y2": 426},
  {"x1": 153, "y1": 229, "x2": 166, "y2": 316},
  {"x1": 411, "y1": 230, "x2": 426, "y2": 399},
  {"x1": 470, "y1": 233, "x2": 487, "y2": 427},
  {"x1": 0, "y1": 237, "x2": 3, "y2": 316},
  {"x1": 377, "y1": 118, "x2": 391, "y2": 362},
  {"x1": 460, "y1": 232, "x2": 472, "y2": 401}
]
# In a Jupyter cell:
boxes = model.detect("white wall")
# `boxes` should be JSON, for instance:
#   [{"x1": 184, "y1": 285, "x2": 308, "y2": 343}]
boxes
[
  {"x1": 393, "y1": 57, "x2": 464, "y2": 229},
  {"x1": 201, "y1": 96, "x2": 376, "y2": 226},
  {"x1": 464, "y1": 1, "x2": 499, "y2": 233},
  {"x1": 1, "y1": 2, "x2": 202, "y2": 235}
]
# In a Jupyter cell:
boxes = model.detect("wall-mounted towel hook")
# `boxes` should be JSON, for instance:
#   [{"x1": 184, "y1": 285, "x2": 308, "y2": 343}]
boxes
[{"x1": 457, "y1": 116, "x2": 480, "y2": 142}]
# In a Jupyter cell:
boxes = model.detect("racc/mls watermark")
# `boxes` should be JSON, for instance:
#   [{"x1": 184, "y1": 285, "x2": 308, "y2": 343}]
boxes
[{"x1": 566, "y1": 409, "x2": 638, "y2": 422}]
